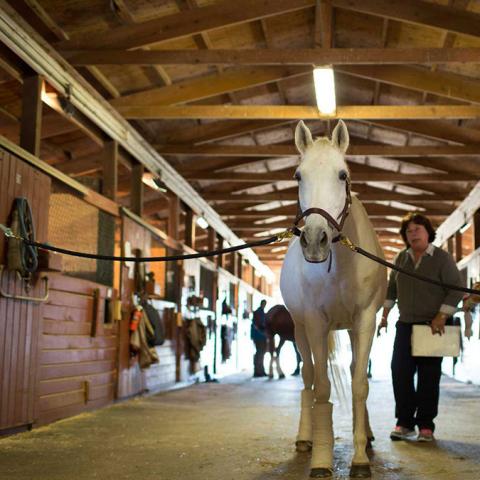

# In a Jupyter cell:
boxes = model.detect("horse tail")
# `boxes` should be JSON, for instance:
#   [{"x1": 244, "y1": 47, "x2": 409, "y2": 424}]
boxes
[{"x1": 328, "y1": 331, "x2": 350, "y2": 411}]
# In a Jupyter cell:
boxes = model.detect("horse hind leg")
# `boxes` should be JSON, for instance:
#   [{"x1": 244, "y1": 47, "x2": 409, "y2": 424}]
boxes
[
  {"x1": 276, "y1": 338, "x2": 286, "y2": 379},
  {"x1": 292, "y1": 341, "x2": 302, "y2": 376},
  {"x1": 267, "y1": 334, "x2": 275, "y2": 379}
]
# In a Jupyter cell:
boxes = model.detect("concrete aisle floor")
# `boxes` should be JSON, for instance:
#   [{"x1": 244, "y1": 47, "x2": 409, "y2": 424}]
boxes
[{"x1": 1, "y1": 373, "x2": 479, "y2": 480}]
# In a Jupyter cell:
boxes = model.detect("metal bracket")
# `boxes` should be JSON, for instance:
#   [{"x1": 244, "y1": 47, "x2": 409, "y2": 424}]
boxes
[
  {"x1": 0, "y1": 223, "x2": 15, "y2": 238},
  {"x1": 0, "y1": 265, "x2": 49, "y2": 303}
]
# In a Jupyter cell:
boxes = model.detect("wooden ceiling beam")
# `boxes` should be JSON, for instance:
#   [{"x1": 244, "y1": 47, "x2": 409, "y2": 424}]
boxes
[
  {"x1": 184, "y1": 171, "x2": 477, "y2": 183},
  {"x1": 219, "y1": 204, "x2": 452, "y2": 218},
  {"x1": 110, "y1": 67, "x2": 309, "y2": 108},
  {"x1": 203, "y1": 191, "x2": 464, "y2": 202},
  {"x1": 57, "y1": 0, "x2": 316, "y2": 50},
  {"x1": 337, "y1": 65, "x2": 480, "y2": 105},
  {"x1": 157, "y1": 144, "x2": 480, "y2": 157},
  {"x1": 367, "y1": 120, "x2": 480, "y2": 145},
  {"x1": 62, "y1": 48, "x2": 480, "y2": 66},
  {"x1": 331, "y1": 0, "x2": 480, "y2": 39},
  {"x1": 162, "y1": 120, "x2": 291, "y2": 145},
  {"x1": 117, "y1": 104, "x2": 480, "y2": 120}
]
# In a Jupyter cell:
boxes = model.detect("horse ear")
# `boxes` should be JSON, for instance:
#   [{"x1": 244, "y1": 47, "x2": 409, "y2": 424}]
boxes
[
  {"x1": 332, "y1": 120, "x2": 349, "y2": 153},
  {"x1": 295, "y1": 120, "x2": 313, "y2": 155}
]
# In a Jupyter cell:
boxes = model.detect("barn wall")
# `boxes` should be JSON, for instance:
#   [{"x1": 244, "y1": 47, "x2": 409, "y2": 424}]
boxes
[
  {"x1": 37, "y1": 275, "x2": 117, "y2": 426},
  {"x1": 0, "y1": 148, "x2": 50, "y2": 433},
  {"x1": 117, "y1": 215, "x2": 181, "y2": 398}
]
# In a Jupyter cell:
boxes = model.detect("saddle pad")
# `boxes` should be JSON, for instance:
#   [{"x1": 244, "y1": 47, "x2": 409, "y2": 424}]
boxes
[{"x1": 411, "y1": 325, "x2": 461, "y2": 357}]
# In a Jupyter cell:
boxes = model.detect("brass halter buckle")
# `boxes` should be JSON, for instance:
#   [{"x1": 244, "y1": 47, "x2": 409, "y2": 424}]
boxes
[
  {"x1": 276, "y1": 229, "x2": 295, "y2": 242},
  {"x1": 339, "y1": 235, "x2": 357, "y2": 252}
]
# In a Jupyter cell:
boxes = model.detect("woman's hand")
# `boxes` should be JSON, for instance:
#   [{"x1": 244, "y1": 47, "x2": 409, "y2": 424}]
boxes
[{"x1": 430, "y1": 312, "x2": 448, "y2": 335}]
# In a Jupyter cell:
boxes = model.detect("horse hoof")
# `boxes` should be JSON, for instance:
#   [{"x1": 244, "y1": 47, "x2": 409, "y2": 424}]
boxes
[
  {"x1": 295, "y1": 440, "x2": 312, "y2": 452},
  {"x1": 292, "y1": 370, "x2": 300, "y2": 376},
  {"x1": 349, "y1": 464, "x2": 371, "y2": 478},
  {"x1": 279, "y1": 373, "x2": 286, "y2": 379},
  {"x1": 310, "y1": 467, "x2": 333, "y2": 478},
  {"x1": 268, "y1": 374, "x2": 274, "y2": 379}
]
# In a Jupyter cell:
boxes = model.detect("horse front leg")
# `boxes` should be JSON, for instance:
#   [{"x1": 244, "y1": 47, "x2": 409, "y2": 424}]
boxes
[
  {"x1": 350, "y1": 311, "x2": 376, "y2": 478},
  {"x1": 308, "y1": 323, "x2": 334, "y2": 478},
  {"x1": 293, "y1": 321, "x2": 314, "y2": 452}
]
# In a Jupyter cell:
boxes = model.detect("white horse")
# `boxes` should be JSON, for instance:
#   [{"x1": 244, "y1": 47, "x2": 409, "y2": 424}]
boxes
[{"x1": 280, "y1": 120, "x2": 387, "y2": 478}]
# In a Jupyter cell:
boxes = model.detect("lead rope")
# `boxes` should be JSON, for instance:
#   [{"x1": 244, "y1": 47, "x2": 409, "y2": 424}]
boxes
[{"x1": 1, "y1": 223, "x2": 479, "y2": 296}]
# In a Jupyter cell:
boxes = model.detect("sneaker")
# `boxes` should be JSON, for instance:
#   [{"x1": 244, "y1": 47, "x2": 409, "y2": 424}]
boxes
[
  {"x1": 417, "y1": 428, "x2": 434, "y2": 442},
  {"x1": 390, "y1": 426, "x2": 416, "y2": 441}
]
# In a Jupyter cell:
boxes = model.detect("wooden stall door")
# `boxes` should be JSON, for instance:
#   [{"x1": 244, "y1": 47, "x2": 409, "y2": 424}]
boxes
[{"x1": 0, "y1": 150, "x2": 50, "y2": 433}]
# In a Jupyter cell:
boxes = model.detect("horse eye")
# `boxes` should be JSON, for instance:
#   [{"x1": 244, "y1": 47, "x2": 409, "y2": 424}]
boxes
[
  {"x1": 294, "y1": 171, "x2": 301, "y2": 182},
  {"x1": 339, "y1": 170, "x2": 348, "y2": 181}
]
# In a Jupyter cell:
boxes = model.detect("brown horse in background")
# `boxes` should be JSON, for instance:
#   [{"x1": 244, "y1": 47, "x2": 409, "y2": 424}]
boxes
[{"x1": 265, "y1": 305, "x2": 302, "y2": 379}]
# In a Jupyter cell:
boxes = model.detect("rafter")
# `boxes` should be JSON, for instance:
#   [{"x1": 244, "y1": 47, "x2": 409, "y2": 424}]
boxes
[
  {"x1": 331, "y1": 0, "x2": 480, "y2": 39},
  {"x1": 110, "y1": 67, "x2": 309, "y2": 108},
  {"x1": 337, "y1": 65, "x2": 480, "y2": 105},
  {"x1": 202, "y1": 191, "x2": 464, "y2": 203},
  {"x1": 57, "y1": 0, "x2": 316, "y2": 50},
  {"x1": 157, "y1": 144, "x2": 480, "y2": 157},
  {"x1": 61, "y1": 48, "x2": 480, "y2": 66},
  {"x1": 183, "y1": 171, "x2": 477, "y2": 183},
  {"x1": 218, "y1": 204, "x2": 452, "y2": 218}
]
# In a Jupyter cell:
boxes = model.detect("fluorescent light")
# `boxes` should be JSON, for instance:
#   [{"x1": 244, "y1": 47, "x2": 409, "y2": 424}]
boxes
[
  {"x1": 313, "y1": 66, "x2": 336, "y2": 115},
  {"x1": 459, "y1": 223, "x2": 471, "y2": 234},
  {"x1": 196, "y1": 216, "x2": 209, "y2": 230}
]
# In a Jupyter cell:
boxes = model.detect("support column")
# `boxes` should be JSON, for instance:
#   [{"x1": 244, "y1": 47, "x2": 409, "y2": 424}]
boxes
[
  {"x1": 20, "y1": 75, "x2": 43, "y2": 156},
  {"x1": 217, "y1": 234, "x2": 224, "y2": 268},
  {"x1": 455, "y1": 231, "x2": 463, "y2": 262},
  {"x1": 474, "y1": 210, "x2": 480, "y2": 250},
  {"x1": 184, "y1": 207, "x2": 196, "y2": 249},
  {"x1": 101, "y1": 140, "x2": 118, "y2": 201},
  {"x1": 130, "y1": 163, "x2": 144, "y2": 216},
  {"x1": 168, "y1": 194, "x2": 180, "y2": 240}
]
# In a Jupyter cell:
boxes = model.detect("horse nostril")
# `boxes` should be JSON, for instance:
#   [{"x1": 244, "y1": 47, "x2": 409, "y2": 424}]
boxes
[
  {"x1": 319, "y1": 231, "x2": 327, "y2": 245},
  {"x1": 300, "y1": 232, "x2": 308, "y2": 248}
]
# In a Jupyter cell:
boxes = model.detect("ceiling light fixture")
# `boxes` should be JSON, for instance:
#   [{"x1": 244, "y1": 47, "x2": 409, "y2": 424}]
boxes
[
  {"x1": 313, "y1": 66, "x2": 336, "y2": 115},
  {"x1": 196, "y1": 216, "x2": 209, "y2": 230}
]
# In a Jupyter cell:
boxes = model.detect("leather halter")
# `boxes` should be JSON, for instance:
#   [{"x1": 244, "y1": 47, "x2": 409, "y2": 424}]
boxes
[
  {"x1": 291, "y1": 179, "x2": 352, "y2": 268},
  {"x1": 293, "y1": 179, "x2": 352, "y2": 240}
]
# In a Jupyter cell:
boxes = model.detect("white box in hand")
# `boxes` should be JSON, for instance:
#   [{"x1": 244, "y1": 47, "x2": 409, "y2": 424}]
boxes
[{"x1": 411, "y1": 325, "x2": 461, "y2": 357}]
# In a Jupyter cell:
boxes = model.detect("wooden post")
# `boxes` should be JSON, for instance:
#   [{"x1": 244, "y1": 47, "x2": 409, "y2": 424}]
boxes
[
  {"x1": 20, "y1": 75, "x2": 43, "y2": 156},
  {"x1": 130, "y1": 163, "x2": 144, "y2": 216},
  {"x1": 447, "y1": 236, "x2": 454, "y2": 256},
  {"x1": 236, "y1": 254, "x2": 243, "y2": 281},
  {"x1": 184, "y1": 207, "x2": 196, "y2": 248},
  {"x1": 217, "y1": 234, "x2": 224, "y2": 268},
  {"x1": 101, "y1": 140, "x2": 118, "y2": 201},
  {"x1": 474, "y1": 210, "x2": 480, "y2": 250},
  {"x1": 167, "y1": 194, "x2": 180, "y2": 240},
  {"x1": 207, "y1": 227, "x2": 216, "y2": 252},
  {"x1": 455, "y1": 231, "x2": 463, "y2": 262}
]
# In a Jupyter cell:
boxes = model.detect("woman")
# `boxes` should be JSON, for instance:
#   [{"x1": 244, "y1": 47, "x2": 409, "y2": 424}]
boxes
[{"x1": 378, "y1": 213, "x2": 463, "y2": 442}]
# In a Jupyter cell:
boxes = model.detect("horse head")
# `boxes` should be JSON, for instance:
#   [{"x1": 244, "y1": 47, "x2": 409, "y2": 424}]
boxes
[{"x1": 294, "y1": 120, "x2": 350, "y2": 263}]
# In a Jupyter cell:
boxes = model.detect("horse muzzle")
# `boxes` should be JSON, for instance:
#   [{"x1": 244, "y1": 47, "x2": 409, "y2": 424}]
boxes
[{"x1": 299, "y1": 227, "x2": 331, "y2": 263}]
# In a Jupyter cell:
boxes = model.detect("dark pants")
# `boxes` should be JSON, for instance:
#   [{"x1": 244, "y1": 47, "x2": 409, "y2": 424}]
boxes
[
  {"x1": 391, "y1": 321, "x2": 443, "y2": 431},
  {"x1": 253, "y1": 339, "x2": 267, "y2": 376}
]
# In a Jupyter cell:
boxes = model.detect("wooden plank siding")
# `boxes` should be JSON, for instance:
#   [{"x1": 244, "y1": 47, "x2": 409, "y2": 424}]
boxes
[
  {"x1": 36, "y1": 274, "x2": 117, "y2": 426},
  {"x1": 117, "y1": 216, "x2": 179, "y2": 399},
  {"x1": 0, "y1": 148, "x2": 50, "y2": 432}
]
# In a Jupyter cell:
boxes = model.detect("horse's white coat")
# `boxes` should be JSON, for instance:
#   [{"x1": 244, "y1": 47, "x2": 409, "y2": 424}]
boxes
[{"x1": 280, "y1": 121, "x2": 387, "y2": 473}]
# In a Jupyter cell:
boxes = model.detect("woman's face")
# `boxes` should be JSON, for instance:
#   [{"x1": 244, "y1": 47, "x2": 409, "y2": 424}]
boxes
[{"x1": 406, "y1": 222, "x2": 429, "y2": 251}]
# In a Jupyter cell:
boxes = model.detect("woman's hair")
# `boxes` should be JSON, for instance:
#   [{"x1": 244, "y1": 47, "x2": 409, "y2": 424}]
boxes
[{"x1": 399, "y1": 212, "x2": 436, "y2": 247}]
